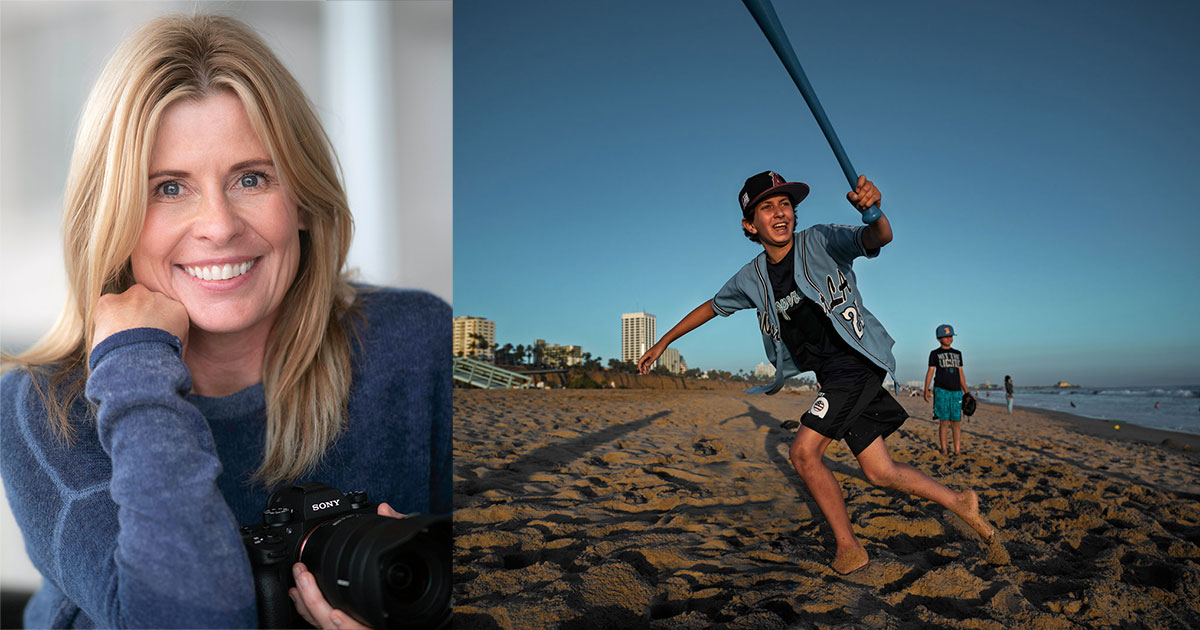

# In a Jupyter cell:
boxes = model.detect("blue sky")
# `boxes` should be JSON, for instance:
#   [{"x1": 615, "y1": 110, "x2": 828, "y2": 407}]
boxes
[{"x1": 453, "y1": 0, "x2": 1200, "y2": 388}]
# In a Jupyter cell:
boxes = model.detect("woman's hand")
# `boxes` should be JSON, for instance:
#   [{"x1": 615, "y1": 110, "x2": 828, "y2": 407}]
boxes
[
  {"x1": 92, "y1": 284, "x2": 190, "y2": 350},
  {"x1": 289, "y1": 503, "x2": 406, "y2": 629}
]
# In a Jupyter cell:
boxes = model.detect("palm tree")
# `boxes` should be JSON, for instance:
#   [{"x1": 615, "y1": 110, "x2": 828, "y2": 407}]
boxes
[{"x1": 469, "y1": 333, "x2": 487, "y2": 359}]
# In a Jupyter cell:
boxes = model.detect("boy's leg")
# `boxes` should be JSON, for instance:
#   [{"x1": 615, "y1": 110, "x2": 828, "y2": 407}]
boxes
[
  {"x1": 933, "y1": 387, "x2": 950, "y2": 454},
  {"x1": 855, "y1": 437, "x2": 993, "y2": 540},
  {"x1": 951, "y1": 421, "x2": 962, "y2": 454},
  {"x1": 789, "y1": 427, "x2": 868, "y2": 574}
]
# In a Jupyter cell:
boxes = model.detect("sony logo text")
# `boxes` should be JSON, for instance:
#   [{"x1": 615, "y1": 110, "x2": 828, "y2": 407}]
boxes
[{"x1": 312, "y1": 500, "x2": 341, "y2": 511}]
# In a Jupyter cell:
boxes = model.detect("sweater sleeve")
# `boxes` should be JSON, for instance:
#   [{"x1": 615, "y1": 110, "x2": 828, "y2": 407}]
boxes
[
  {"x1": 428, "y1": 308, "x2": 453, "y2": 516},
  {"x1": 9, "y1": 328, "x2": 257, "y2": 628}
]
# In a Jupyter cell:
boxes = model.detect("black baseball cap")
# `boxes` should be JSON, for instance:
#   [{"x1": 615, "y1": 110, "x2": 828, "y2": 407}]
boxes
[{"x1": 739, "y1": 171, "x2": 810, "y2": 218}]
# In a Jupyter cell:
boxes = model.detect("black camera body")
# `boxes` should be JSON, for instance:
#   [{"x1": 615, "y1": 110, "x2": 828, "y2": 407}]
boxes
[{"x1": 242, "y1": 483, "x2": 451, "y2": 629}]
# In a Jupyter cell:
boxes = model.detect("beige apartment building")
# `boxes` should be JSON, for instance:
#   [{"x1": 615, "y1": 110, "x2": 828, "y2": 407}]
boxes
[{"x1": 453, "y1": 316, "x2": 495, "y2": 360}]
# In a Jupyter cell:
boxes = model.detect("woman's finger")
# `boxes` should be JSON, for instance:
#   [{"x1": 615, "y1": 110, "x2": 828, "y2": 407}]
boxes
[
  {"x1": 377, "y1": 502, "x2": 406, "y2": 519},
  {"x1": 294, "y1": 563, "x2": 338, "y2": 627},
  {"x1": 329, "y1": 609, "x2": 372, "y2": 629},
  {"x1": 289, "y1": 586, "x2": 317, "y2": 627}
]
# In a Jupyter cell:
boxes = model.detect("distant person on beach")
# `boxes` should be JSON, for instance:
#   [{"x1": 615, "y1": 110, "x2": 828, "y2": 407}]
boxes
[
  {"x1": 924, "y1": 325, "x2": 970, "y2": 455},
  {"x1": 1005, "y1": 375, "x2": 1014, "y2": 414},
  {"x1": 637, "y1": 171, "x2": 993, "y2": 575}
]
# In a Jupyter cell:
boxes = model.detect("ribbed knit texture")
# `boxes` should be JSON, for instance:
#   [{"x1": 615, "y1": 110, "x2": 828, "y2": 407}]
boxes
[{"x1": 1, "y1": 287, "x2": 451, "y2": 628}]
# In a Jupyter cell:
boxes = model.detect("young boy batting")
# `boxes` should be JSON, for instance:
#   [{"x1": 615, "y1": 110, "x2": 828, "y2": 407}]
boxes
[{"x1": 638, "y1": 171, "x2": 993, "y2": 574}]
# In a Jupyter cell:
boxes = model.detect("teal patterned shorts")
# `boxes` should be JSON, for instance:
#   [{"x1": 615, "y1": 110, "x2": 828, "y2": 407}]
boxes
[{"x1": 933, "y1": 387, "x2": 963, "y2": 422}]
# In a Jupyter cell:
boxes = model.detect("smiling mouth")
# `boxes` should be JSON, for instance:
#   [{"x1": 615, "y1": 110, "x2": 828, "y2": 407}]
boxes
[
  {"x1": 182, "y1": 259, "x2": 257, "y2": 281},
  {"x1": 772, "y1": 222, "x2": 789, "y2": 230}
]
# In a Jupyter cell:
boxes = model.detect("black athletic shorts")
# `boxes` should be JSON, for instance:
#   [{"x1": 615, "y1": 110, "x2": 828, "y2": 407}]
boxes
[{"x1": 801, "y1": 364, "x2": 908, "y2": 456}]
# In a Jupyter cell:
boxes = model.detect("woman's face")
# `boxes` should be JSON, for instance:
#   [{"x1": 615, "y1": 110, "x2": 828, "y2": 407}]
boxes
[{"x1": 131, "y1": 90, "x2": 304, "y2": 338}]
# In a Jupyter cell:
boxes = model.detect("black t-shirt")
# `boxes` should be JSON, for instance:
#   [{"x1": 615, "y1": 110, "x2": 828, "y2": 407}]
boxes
[
  {"x1": 929, "y1": 347, "x2": 964, "y2": 390},
  {"x1": 766, "y1": 250, "x2": 875, "y2": 383}
]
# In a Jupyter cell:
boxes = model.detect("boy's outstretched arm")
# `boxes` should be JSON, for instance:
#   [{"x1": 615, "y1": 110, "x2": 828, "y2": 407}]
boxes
[
  {"x1": 637, "y1": 300, "x2": 717, "y2": 374},
  {"x1": 848, "y1": 174, "x2": 892, "y2": 249}
]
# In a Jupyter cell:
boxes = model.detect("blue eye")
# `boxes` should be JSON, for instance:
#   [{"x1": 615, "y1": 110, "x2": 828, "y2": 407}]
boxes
[
  {"x1": 240, "y1": 174, "x2": 260, "y2": 188},
  {"x1": 159, "y1": 181, "x2": 181, "y2": 196}
]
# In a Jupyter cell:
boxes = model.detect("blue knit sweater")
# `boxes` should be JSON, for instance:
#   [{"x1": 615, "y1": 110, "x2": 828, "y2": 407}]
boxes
[{"x1": 1, "y1": 287, "x2": 451, "y2": 628}]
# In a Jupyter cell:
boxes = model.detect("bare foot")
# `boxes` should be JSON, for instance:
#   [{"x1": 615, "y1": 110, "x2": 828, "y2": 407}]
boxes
[
  {"x1": 831, "y1": 544, "x2": 869, "y2": 574},
  {"x1": 951, "y1": 489, "x2": 994, "y2": 541}
]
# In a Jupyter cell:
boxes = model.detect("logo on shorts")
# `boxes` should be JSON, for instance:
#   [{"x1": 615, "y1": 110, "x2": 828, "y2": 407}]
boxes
[{"x1": 810, "y1": 393, "x2": 829, "y2": 419}]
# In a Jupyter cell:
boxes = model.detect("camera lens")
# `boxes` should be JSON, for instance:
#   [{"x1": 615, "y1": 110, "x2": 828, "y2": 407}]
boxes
[
  {"x1": 299, "y1": 513, "x2": 450, "y2": 629},
  {"x1": 384, "y1": 553, "x2": 427, "y2": 601}
]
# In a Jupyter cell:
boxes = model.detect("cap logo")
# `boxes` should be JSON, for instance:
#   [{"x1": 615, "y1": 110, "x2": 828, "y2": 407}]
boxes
[
  {"x1": 741, "y1": 191, "x2": 750, "y2": 210},
  {"x1": 770, "y1": 172, "x2": 785, "y2": 187}
]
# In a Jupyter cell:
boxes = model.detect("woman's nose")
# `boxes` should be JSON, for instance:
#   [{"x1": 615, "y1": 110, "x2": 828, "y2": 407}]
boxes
[{"x1": 191, "y1": 192, "x2": 244, "y2": 245}]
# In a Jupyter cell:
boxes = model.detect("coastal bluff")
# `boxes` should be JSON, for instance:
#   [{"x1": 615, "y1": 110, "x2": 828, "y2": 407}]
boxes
[{"x1": 524, "y1": 370, "x2": 758, "y2": 392}]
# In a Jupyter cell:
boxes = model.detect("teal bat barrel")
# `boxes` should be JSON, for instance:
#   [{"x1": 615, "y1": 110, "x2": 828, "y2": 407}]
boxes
[{"x1": 743, "y1": 0, "x2": 883, "y2": 224}]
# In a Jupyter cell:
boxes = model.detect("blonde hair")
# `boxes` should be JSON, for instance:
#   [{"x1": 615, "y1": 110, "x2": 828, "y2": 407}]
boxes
[{"x1": 10, "y1": 14, "x2": 357, "y2": 486}]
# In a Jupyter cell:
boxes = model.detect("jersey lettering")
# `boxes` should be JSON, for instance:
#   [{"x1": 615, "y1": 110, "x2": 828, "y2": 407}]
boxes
[
  {"x1": 842, "y1": 299, "x2": 864, "y2": 338},
  {"x1": 757, "y1": 309, "x2": 780, "y2": 342},
  {"x1": 818, "y1": 269, "x2": 852, "y2": 315},
  {"x1": 773, "y1": 289, "x2": 803, "y2": 321}
]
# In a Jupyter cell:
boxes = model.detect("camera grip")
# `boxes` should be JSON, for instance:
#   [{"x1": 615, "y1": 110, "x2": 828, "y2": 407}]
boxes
[{"x1": 252, "y1": 561, "x2": 300, "y2": 629}]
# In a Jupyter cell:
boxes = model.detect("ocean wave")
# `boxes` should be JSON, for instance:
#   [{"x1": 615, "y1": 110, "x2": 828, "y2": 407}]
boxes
[{"x1": 1095, "y1": 388, "x2": 1197, "y2": 398}]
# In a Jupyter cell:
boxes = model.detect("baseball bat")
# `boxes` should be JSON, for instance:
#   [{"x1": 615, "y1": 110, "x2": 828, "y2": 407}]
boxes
[{"x1": 742, "y1": 0, "x2": 883, "y2": 224}]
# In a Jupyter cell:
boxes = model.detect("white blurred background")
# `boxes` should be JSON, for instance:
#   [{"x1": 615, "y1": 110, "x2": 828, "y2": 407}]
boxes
[{"x1": 1, "y1": 0, "x2": 451, "y2": 602}]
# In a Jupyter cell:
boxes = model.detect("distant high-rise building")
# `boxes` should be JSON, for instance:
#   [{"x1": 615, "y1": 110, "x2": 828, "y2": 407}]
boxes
[
  {"x1": 453, "y1": 316, "x2": 495, "y2": 360},
  {"x1": 659, "y1": 348, "x2": 687, "y2": 374},
  {"x1": 621, "y1": 312, "x2": 656, "y2": 365}
]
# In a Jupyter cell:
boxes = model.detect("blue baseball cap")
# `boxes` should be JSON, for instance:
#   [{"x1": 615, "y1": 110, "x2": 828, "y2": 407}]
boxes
[{"x1": 936, "y1": 324, "x2": 955, "y2": 338}]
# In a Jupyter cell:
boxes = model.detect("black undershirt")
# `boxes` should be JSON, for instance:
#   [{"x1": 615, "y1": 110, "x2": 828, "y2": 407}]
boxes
[{"x1": 766, "y1": 249, "x2": 878, "y2": 383}]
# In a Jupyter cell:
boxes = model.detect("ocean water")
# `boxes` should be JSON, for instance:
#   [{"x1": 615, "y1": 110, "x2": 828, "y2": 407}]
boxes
[{"x1": 976, "y1": 385, "x2": 1200, "y2": 436}]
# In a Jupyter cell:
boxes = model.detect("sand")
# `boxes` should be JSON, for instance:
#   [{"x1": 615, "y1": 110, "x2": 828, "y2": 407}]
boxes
[{"x1": 452, "y1": 388, "x2": 1200, "y2": 629}]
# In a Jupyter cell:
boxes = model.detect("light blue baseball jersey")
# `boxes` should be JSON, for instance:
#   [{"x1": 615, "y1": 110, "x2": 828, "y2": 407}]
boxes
[{"x1": 712, "y1": 224, "x2": 897, "y2": 394}]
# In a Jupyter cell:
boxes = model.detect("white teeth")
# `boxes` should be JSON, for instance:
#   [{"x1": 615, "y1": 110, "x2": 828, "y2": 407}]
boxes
[{"x1": 184, "y1": 259, "x2": 255, "y2": 281}]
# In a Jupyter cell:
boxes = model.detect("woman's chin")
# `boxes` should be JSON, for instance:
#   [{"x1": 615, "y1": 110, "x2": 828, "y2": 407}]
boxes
[{"x1": 184, "y1": 309, "x2": 272, "y2": 338}]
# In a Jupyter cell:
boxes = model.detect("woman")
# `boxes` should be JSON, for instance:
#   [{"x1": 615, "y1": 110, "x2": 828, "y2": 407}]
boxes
[
  {"x1": 1005, "y1": 375, "x2": 1015, "y2": 414},
  {"x1": 0, "y1": 14, "x2": 450, "y2": 628}
]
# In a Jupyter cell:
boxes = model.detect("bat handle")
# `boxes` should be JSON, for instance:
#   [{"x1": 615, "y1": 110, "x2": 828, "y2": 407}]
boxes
[
  {"x1": 743, "y1": 0, "x2": 883, "y2": 224},
  {"x1": 860, "y1": 204, "x2": 882, "y2": 224}
]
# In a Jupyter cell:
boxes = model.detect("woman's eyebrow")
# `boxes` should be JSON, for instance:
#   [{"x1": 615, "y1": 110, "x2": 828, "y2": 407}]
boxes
[
  {"x1": 229, "y1": 158, "x2": 274, "y2": 172},
  {"x1": 148, "y1": 169, "x2": 188, "y2": 179},
  {"x1": 148, "y1": 159, "x2": 273, "y2": 180}
]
